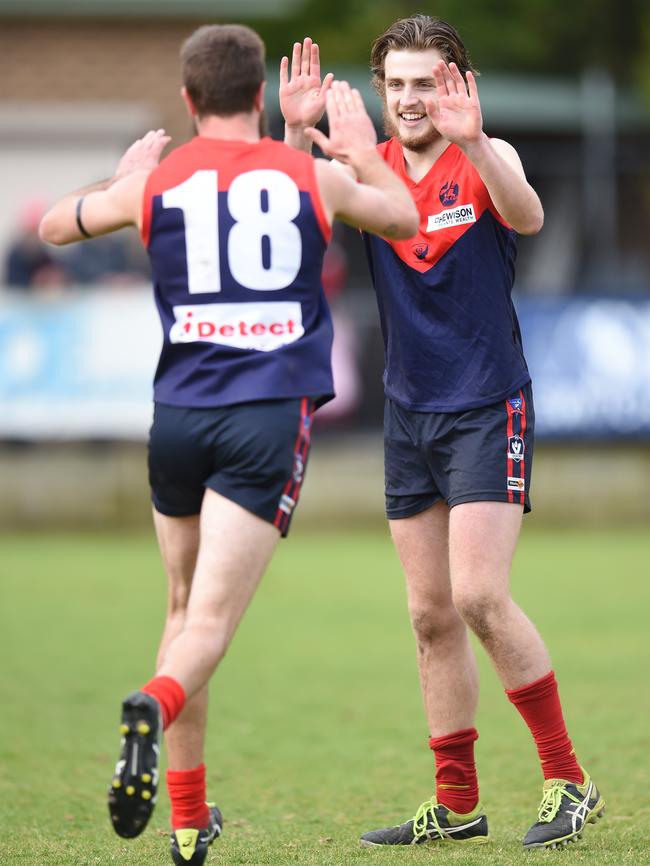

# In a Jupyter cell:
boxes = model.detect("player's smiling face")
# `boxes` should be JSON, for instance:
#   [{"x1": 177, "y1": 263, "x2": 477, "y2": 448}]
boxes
[{"x1": 383, "y1": 48, "x2": 442, "y2": 152}]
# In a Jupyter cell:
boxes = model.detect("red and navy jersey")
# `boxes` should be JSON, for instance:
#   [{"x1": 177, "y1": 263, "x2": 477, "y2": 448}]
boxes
[
  {"x1": 142, "y1": 136, "x2": 334, "y2": 408},
  {"x1": 363, "y1": 138, "x2": 530, "y2": 412}
]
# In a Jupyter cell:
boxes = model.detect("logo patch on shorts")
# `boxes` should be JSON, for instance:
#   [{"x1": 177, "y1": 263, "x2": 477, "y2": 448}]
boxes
[
  {"x1": 507, "y1": 396, "x2": 523, "y2": 413},
  {"x1": 292, "y1": 454, "x2": 304, "y2": 484},
  {"x1": 278, "y1": 493, "x2": 296, "y2": 515},
  {"x1": 507, "y1": 434, "x2": 525, "y2": 462},
  {"x1": 507, "y1": 476, "x2": 525, "y2": 492}
]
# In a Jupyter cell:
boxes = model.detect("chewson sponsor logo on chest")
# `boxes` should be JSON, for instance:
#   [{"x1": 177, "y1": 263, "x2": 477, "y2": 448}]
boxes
[
  {"x1": 426, "y1": 204, "x2": 476, "y2": 232},
  {"x1": 170, "y1": 302, "x2": 304, "y2": 352}
]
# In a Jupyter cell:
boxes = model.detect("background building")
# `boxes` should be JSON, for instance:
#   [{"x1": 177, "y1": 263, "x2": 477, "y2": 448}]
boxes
[{"x1": 1, "y1": 0, "x2": 649, "y2": 528}]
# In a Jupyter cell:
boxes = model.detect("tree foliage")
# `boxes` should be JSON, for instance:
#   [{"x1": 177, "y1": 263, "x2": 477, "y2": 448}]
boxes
[{"x1": 247, "y1": 0, "x2": 650, "y2": 101}]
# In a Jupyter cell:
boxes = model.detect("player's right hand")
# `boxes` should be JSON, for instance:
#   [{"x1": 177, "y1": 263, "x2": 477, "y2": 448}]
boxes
[
  {"x1": 305, "y1": 81, "x2": 377, "y2": 164},
  {"x1": 114, "y1": 129, "x2": 171, "y2": 180},
  {"x1": 279, "y1": 37, "x2": 334, "y2": 130}
]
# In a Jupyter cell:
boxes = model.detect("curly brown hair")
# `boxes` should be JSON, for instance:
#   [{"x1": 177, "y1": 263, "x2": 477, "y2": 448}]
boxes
[{"x1": 370, "y1": 15, "x2": 476, "y2": 94}]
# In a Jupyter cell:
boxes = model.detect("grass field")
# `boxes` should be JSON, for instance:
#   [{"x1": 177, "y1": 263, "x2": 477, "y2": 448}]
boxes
[{"x1": 1, "y1": 525, "x2": 649, "y2": 866}]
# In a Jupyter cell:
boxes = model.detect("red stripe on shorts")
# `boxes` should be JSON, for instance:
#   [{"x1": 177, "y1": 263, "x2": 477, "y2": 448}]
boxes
[
  {"x1": 517, "y1": 389, "x2": 527, "y2": 506},
  {"x1": 273, "y1": 398, "x2": 311, "y2": 533},
  {"x1": 506, "y1": 398, "x2": 514, "y2": 503}
]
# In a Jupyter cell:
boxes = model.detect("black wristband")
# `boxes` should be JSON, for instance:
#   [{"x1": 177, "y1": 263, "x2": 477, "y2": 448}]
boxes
[{"x1": 75, "y1": 197, "x2": 92, "y2": 239}]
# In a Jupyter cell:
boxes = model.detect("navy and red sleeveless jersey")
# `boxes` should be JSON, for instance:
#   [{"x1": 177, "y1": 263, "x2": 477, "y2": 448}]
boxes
[
  {"x1": 142, "y1": 136, "x2": 334, "y2": 408},
  {"x1": 363, "y1": 138, "x2": 531, "y2": 413}
]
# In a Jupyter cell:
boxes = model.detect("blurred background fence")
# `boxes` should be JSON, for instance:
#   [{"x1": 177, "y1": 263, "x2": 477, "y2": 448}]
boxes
[{"x1": 1, "y1": 0, "x2": 649, "y2": 529}]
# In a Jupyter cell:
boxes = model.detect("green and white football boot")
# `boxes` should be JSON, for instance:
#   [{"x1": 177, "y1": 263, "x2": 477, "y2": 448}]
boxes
[
  {"x1": 523, "y1": 769, "x2": 604, "y2": 849},
  {"x1": 360, "y1": 798, "x2": 488, "y2": 846}
]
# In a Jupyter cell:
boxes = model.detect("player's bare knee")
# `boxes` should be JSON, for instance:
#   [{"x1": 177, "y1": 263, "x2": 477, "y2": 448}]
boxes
[
  {"x1": 452, "y1": 588, "x2": 507, "y2": 642},
  {"x1": 409, "y1": 602, "x2": 461, "y2": 652}
]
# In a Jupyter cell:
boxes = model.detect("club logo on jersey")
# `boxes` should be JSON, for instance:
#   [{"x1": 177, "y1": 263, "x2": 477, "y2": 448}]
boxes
[
  {"x1": 507, "y1": 476, "x2": 525, "y2": 492},
  {"x1": 439, "y1": 180, "x2": 460, "y2": 207},
  {"x1": 507, "y1": 396, "x2": 523, "y2": 413},
  {"x1": 169, "y1": 301, "x2": 304, "y2": 352},
  {"x1": 507, "y1": 435, "x2": 525, "y2": 463},
  {"x1": 412, "y1": 243, "x2": 429, "y2": 260},
  {"x1": 426, "y1": 204, "x2": 476, "y2": 232}
]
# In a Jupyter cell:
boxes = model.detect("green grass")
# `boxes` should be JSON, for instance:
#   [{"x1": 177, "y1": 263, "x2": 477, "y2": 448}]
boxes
[{"x1": 1, "y1": 525, "x2": 649, "y2": 865}]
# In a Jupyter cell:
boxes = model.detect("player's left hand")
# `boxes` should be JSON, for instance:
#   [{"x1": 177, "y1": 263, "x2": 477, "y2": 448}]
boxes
[
  {"x1": 114, "y1": 129, "x2": 171, "y2": 180},
  {"x1": 425, "y1": 61, "x2": 483, "y2": 147},
  {"x1": 280, "y1": 37, "x2": 334, "y2": 130}
]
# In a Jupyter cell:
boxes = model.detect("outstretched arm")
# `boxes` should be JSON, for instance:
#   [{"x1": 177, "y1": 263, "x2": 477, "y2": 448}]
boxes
[
  {"x1": 311, "y1": 82, "x2": 418, "y2": 240},
  {"x1": 280, "y1": 37, "x2": 333, "y2": 153},
  {"x1": 426, "y1": 61, "x2": 543, "y2": 235},
  {"x1": 39, "y1": 129, "x2": 170, "y2": 245}
]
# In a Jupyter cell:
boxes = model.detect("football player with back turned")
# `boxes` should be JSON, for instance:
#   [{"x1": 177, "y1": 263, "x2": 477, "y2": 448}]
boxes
[{"x1": 40, "y1": 23, "x2": 418, "y2": 866}]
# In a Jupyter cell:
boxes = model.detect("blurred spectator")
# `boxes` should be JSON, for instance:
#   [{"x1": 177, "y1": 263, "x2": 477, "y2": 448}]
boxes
[
  {"x1": 63, "y1": 230, "x2": 151, "y2": 287},
  {"x1": 3, "y1": 198, "x2": 151, "y2": 292},
  {"x1": 4, "y1": 198, "x2": 70, "y2": 291}
]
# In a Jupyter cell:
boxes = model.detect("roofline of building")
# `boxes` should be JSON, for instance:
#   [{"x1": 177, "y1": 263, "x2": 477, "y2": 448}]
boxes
[{"x1": 0, "y1": 0, "x2": 302, "y2": 17}]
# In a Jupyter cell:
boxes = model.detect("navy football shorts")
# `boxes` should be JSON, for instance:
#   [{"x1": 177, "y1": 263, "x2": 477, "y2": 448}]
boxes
[
  {"x1": 384, "y1": 382, "x2": 534, "y2": 519},
  {"x1": 148, "y1": 398, "x2": 314, "y2": 537}
]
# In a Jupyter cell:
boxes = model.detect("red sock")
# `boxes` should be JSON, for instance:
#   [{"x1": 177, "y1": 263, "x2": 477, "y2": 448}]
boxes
[
  {"x1": 141, "y1": 676, "x2": 186, "y2": 730},
  {"x1": 506, "y1": 670, "x2": 582, "y2": 783},
  {"x1": 167, "y1": 763, "x2": 210, "y2": 831},
  {"x1": 428, "y1": 727, "x2": 479, "y2": 814}
]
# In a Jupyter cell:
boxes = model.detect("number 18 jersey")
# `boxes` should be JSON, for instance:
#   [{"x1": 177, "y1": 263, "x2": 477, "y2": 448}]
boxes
[{"x1": 141, "y1": 136, "x2": 334, "y2": 408}]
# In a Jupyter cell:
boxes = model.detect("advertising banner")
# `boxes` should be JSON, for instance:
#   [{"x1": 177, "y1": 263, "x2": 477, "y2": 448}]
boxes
[
  {"x1": 0, "y1": 291, "x2": 649, "y2": 439},
  {"x1": 518, "y1": 298, "x2": 650, "y2": 438},
  {"x1": 0, "y1": 289, "x2": 159, "y2": 438}
]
